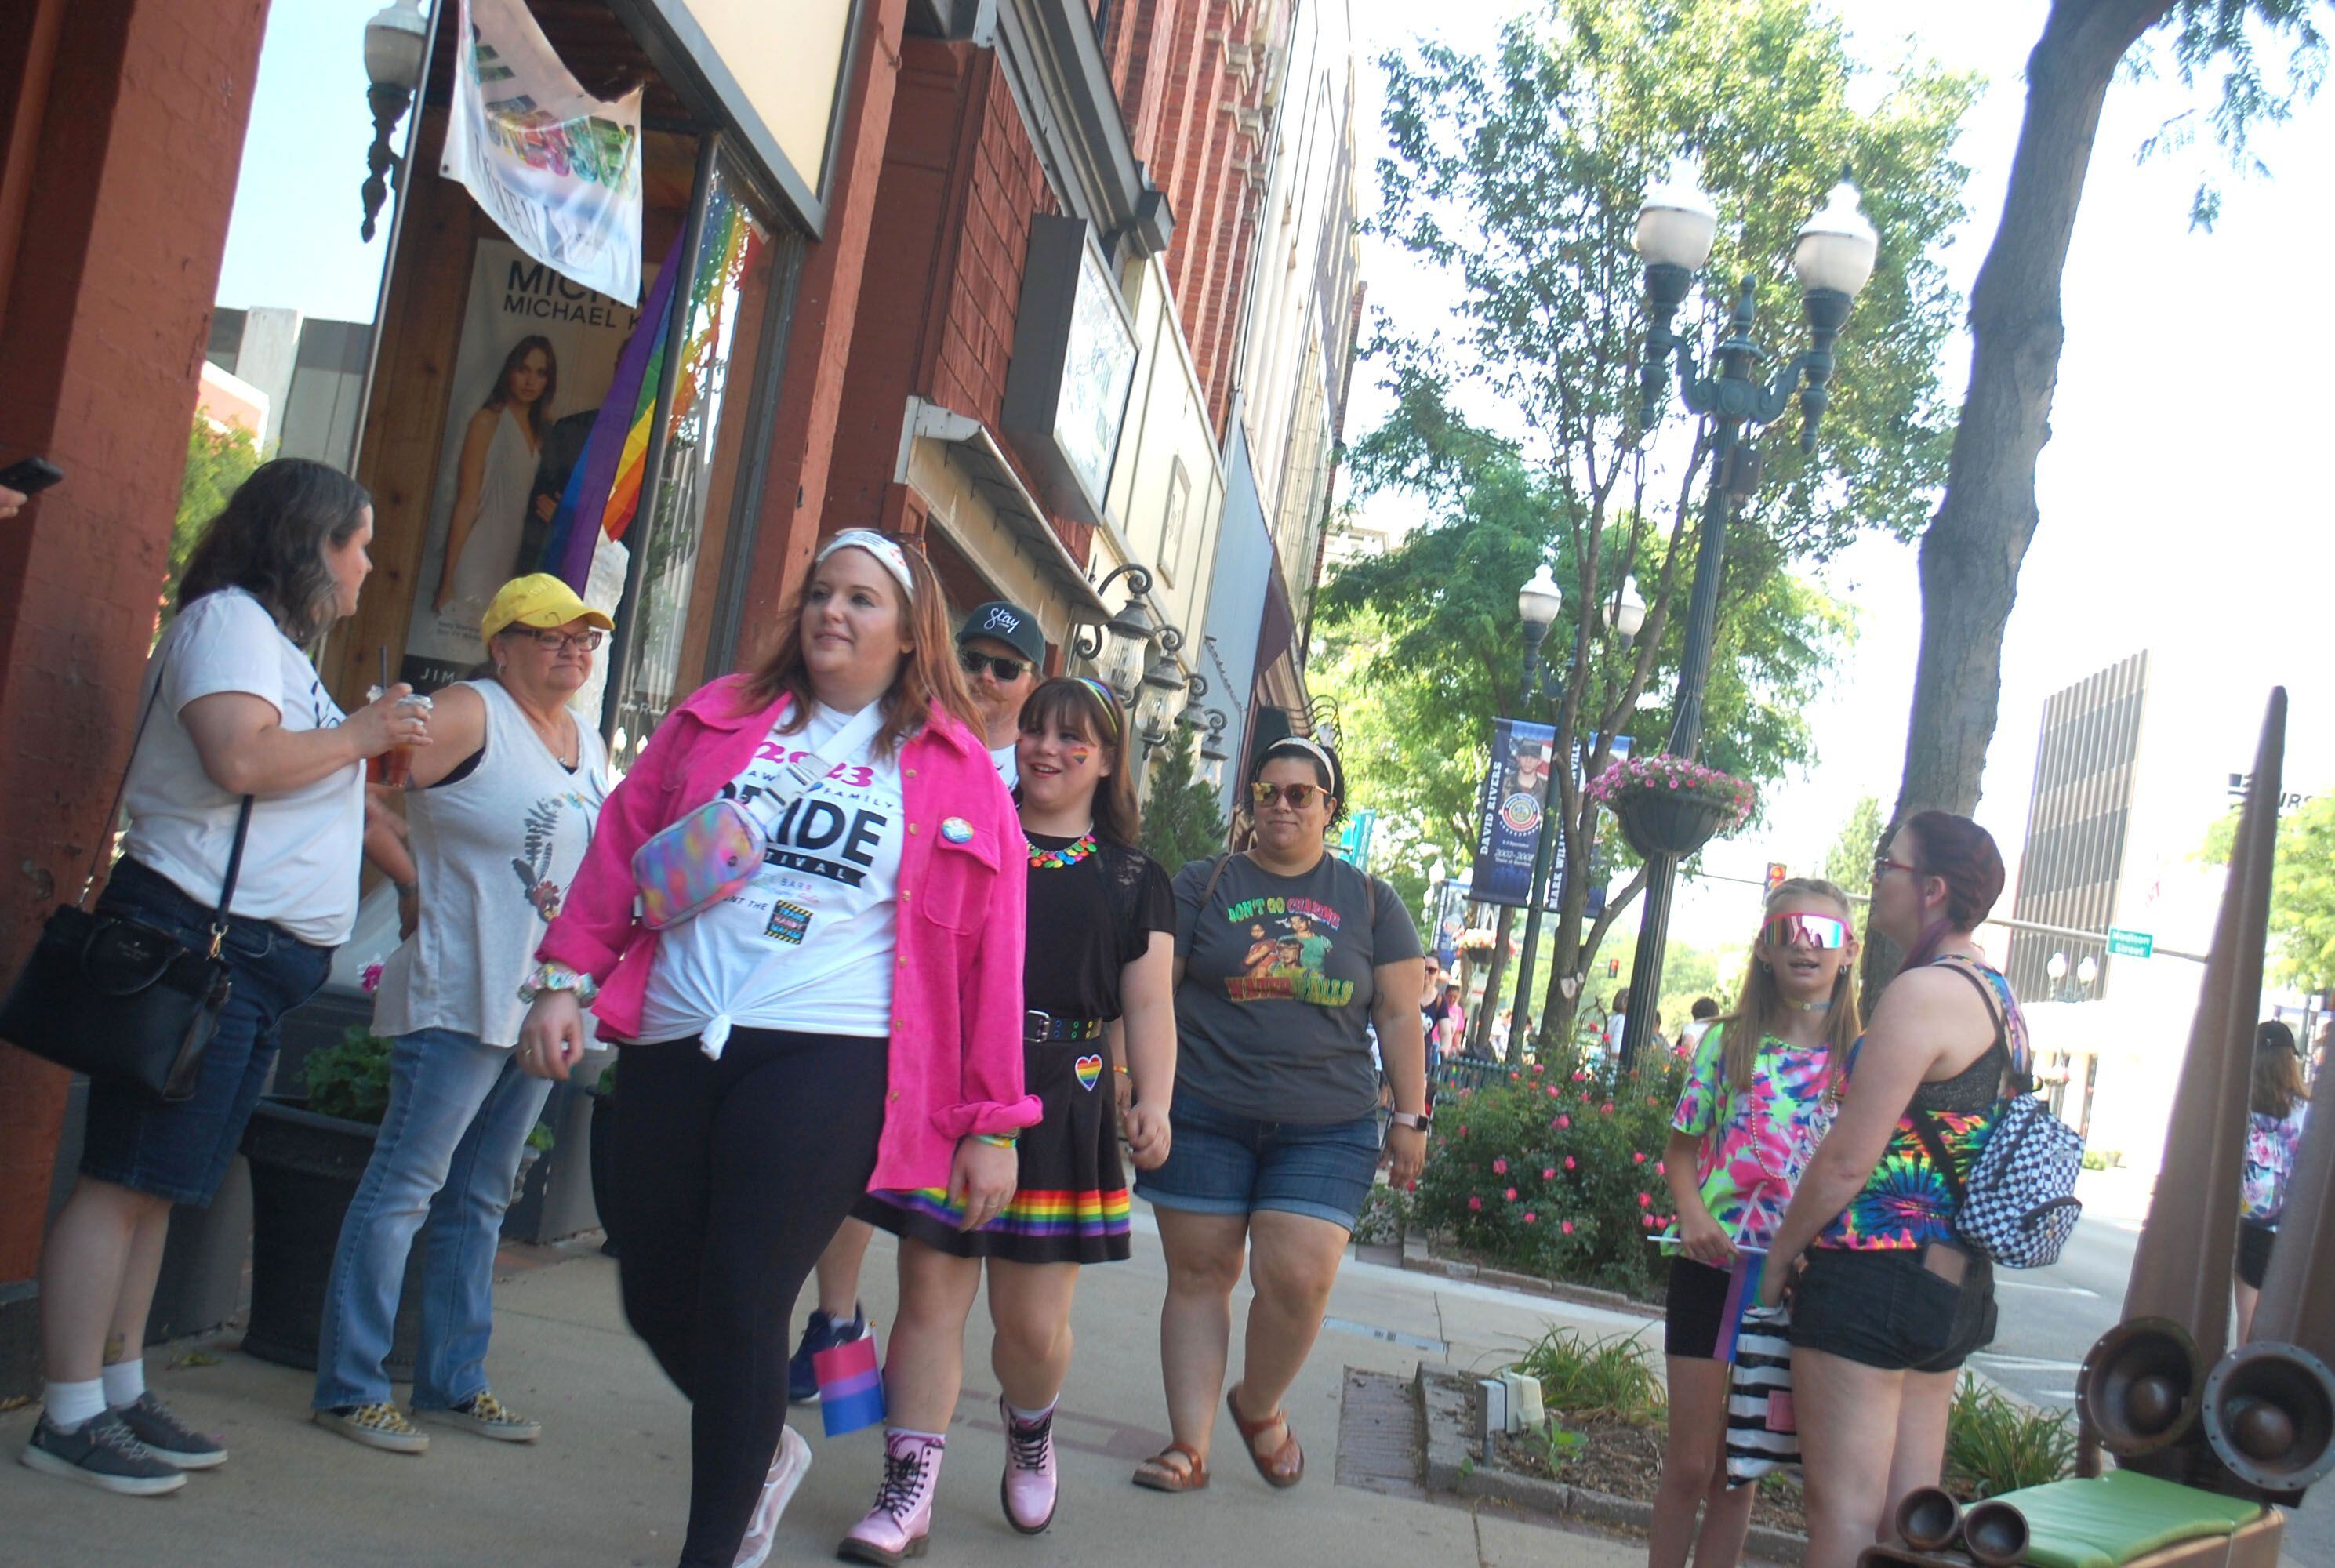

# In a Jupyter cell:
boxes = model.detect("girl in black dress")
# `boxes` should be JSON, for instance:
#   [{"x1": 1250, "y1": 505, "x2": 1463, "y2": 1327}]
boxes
[{"x1": 844, "y1": 677, "x2": 1176, "y2": 1561}]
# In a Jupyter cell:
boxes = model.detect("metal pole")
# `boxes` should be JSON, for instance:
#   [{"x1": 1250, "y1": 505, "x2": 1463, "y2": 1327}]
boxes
[
  {"x1": 1508, "y1": 621, "x2": 1555, "y2": 1058},
  {"x1": 1618, "y1": 443, "x2": 1736, "y2": 1073}
]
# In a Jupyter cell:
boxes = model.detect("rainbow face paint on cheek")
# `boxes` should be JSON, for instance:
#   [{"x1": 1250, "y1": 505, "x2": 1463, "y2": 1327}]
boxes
[{"x1": 1068, "y1": 748, "x2": 1092, "y2": 768}]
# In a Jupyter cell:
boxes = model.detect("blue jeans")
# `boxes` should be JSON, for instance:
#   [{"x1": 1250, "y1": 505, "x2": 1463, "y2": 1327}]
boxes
[
  {"x1": 1135, "y1": 1090, "x2": 1385, "y2": 1231},
  {"x1": 312, "y1": 1027, "x2": 552, "y2": 1410},
  {"x1": 79, "y1": 858, "x2": 332, "y2": 1205}
]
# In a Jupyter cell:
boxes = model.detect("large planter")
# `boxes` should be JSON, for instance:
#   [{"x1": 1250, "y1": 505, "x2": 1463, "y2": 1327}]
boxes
[
  {"x1": 239, "y1": 1098, "x2": 425, "y2": 1376},
  {"x1": 1613, "y1": 789, "x2": 1733, "y2": 861}
]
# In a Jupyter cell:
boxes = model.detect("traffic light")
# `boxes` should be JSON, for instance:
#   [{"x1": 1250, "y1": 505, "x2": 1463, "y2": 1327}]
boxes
[
  {"x1": 1765, "y1": 862, "x2": 1787, "y2": 893},
  {"x1": 1607, "y1": 957, "x2": 1620, "y2": 978}
]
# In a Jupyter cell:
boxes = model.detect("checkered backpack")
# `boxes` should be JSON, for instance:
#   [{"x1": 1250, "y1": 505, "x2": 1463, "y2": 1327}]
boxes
[{"x1": 1908, "y1": 962, "x2": 2086, "y2": 1269}]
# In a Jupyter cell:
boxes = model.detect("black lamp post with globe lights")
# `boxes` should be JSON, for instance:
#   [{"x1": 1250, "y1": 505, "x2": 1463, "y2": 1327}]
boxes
[{"x1": 1613, "y1": 166, "x2": 1879, "y2": 1072}]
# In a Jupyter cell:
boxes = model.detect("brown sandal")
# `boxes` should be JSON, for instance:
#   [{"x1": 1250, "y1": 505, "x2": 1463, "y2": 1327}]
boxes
[
  {"x1": 1131, "y1": 1441, "x2": 1210, "y2": 1493},
  {"x1": 1226, "y1": 1385, "x2": 1303, "y2": 1489}
]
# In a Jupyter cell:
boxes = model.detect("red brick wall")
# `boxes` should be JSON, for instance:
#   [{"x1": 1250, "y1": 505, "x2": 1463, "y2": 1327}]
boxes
[{"x1": 0, "y1": 0, "x2": 271, "y2": 1282}]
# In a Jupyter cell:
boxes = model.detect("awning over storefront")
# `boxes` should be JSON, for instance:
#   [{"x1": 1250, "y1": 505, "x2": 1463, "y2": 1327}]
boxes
[
  {"x1": 1255, "y1": 552, "x2": 1297, "y2": 681},
  {"x1": 897, "y1": 396, "x2": 1111, "y2": 622}
]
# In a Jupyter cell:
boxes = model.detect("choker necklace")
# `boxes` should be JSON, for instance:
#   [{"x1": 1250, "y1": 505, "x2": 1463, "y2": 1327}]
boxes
[
  {"x1": 1026, "y1": 831, "x2": 1097, "y2": 869},
  {"x1": 1783, "y1": 996, "x2": 1832, "y2": 1013}
]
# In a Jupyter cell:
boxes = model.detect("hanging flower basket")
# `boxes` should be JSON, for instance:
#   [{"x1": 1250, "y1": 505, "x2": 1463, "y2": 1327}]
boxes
[{"x1": 1586, "y1": 753, "x2": 1756, "y2": 862}]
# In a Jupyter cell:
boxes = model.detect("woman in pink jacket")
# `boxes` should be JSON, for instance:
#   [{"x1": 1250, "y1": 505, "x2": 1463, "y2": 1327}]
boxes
[{"x1": 515, "y1": 530, "x2": 1035, "y2": 1568}]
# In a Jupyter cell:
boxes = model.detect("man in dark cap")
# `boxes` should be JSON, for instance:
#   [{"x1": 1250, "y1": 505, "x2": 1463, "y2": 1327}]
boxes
[{"x1": 957, "y1": 599, "x2": 1044, "y2": 785}]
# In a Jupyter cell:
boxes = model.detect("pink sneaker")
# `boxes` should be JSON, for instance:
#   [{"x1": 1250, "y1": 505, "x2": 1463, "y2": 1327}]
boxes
[
  {"x1": 732, "y1": 1424, "x2": 812, "y2": 1568},
  {"x1": 837, "y1": 1430, "x2": 943, "y2": 1566},
  {"x1": 997, "y1": 1397, "x2": 1058, "y2": 1534}
]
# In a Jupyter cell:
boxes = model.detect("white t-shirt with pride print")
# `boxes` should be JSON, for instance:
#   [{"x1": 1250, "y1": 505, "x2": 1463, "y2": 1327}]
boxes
[{"x1": 638, "y1": 702, "x2": 904, "y2": 1044}]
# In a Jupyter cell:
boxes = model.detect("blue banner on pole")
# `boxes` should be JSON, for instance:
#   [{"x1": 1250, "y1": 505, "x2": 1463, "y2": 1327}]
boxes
[{"x1": 1468, "y1": 718, "x2": 1557, "y2": 908}]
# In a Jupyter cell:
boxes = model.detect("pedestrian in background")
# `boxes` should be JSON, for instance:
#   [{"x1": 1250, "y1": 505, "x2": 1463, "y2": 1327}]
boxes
[
  {"x1": 1131, "y1": 736, "x2": 1427, "y2": 1494},
  {"x1": 311, "y1": 575, "x2": 611, "y2": 1454},
  {"x1": 844, "y1": 676, "x2": 1176, "y2": 1558},
  {"x1": 2236, "y1": 1019, "x2": 2311, "y2": 1343},
  {"x1": 514, "y1": 530, "x2": 1033, "y2": 1568},
  {"x1": 24, "y1": 461, "x2": 425, "y2": 1497},
  {"x1": 1651, "y1": 880, "x2": 1858, "y2": 1568},
  {"x1": 1758, "y1": 812, "x2": 2025, "y2": 1568}
]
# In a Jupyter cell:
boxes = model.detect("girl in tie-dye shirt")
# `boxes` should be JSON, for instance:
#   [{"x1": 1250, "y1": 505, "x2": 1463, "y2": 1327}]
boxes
[
  {"x1": 1650, "y1": 879, "x2": 1861, "y2": 1568},
  {"x1": 2237, "y1": 1019, "x2": 2311, "y2": 1341}
]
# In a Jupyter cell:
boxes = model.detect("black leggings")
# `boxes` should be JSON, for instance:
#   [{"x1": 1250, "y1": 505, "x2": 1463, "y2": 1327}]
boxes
[{"x1": 608, "y1": 1029, "x2": 889, "y2": 1566}]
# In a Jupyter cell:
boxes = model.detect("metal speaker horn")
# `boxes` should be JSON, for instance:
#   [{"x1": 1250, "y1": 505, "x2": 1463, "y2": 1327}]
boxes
[
  {"x1": 1891, "y1": 1486, "x2": 1961, "y2": 1552},
  {"x1": 2202, "y1": 1341, "x2": 2335, "y2": 1494},
  {"x1": 1960, "y1": 1498, "x2": 2031, "y2": 1567},
  {"x1": 2080, "y1": 1317, "x2": 2206, "y2": 1457}
]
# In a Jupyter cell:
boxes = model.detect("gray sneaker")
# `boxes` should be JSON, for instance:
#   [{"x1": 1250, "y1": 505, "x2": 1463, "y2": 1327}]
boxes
[
  {"x1": 18, "y1": 1410, "x2": 187, "y2": 1496},
  {"x1": 114, "y1": 1391, "x2": 227, "y2": 1469}
]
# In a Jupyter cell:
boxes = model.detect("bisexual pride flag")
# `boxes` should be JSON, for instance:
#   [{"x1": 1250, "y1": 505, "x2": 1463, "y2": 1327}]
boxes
[{"x1": 813, "y1": 1334, "x2": 886, "y2": 1437}]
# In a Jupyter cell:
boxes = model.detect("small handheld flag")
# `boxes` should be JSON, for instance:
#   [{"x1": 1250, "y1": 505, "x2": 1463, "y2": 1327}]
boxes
[{"x1": 813, "y1": 1334, "x2": 887, "y2": 1437}]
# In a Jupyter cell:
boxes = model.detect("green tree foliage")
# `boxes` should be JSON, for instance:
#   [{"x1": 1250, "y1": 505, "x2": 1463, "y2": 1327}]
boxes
[
  {"x1": 1330, "y1": 0, "x2": 1972, "y2": 1052},
  {"x1": 1139, "y1": 731, "x2": 1228, "y2": 878},
  {"x1": 1823, "y1": 793, "x2": 1887, "y2": 901},
  {"x1": 2201, "y1": 793, "x2": 2335, "y2": 992},
  {"x1": 168, "y1": 416, "x2": 263, "y2": 629}
]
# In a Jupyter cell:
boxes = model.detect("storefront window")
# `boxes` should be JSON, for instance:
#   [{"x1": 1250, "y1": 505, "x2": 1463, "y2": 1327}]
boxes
[{"x1": 605, "y1": 143, "x2": 787, "y2": 769}]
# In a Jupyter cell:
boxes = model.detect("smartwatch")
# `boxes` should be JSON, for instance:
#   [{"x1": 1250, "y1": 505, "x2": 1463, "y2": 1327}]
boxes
[{"x1": 1388, "y1": 1109, "x2": 1433, "y2": 1132}]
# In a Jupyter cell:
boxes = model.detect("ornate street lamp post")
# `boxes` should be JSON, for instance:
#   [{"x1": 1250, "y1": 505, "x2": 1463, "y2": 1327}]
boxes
[{"x1": 1615, "y1": 168, "x2": 1878, "y2": 1072}]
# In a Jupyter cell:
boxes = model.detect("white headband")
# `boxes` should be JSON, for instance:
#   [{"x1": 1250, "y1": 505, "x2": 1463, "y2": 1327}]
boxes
[
  {"x1": 816, "y1": 528, "x2": 917, "y2": 599},
  {"x1": 1264, "y1": 735, "x2": 1338, "y2": 791}
]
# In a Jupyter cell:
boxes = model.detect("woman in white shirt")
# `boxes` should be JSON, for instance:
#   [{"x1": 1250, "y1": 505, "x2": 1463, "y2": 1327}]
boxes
[
  {"x1": 310, "y1": 575, "x2": 611, "y2": 1455},
  {"x1": 24, "y1": 459, "x2": 429, "y2": 1499}
]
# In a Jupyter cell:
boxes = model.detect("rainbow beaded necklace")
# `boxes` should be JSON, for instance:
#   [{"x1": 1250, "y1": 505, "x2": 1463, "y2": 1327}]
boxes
[{"x1": 1026, "y1": 831, "x2": 1098, "y2": 870}]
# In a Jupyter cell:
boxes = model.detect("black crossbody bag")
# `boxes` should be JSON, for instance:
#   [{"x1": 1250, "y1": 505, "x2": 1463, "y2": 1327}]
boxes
[{"x1": 0, "y1": 655, "x2": 256, "y2": 1102}]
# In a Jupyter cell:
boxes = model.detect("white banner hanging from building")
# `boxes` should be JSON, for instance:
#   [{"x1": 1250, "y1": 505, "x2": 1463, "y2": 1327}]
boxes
[{"x1": 442, "y1": 0, "x2": 645, "y2": 304}]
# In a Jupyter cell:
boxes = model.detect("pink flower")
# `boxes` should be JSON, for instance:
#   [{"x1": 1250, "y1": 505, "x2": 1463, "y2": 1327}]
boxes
[
  {"x1": 1468, "y1": 1196, "x2": 1483, "y2": 1211},
  {"x1": 1656, "y1": 1161, "x2": 1666, "y2": 1175},
  {"x1": 1505, "y1": 1187, "x2": 1518, "y2": 1201},
  {"x1": 1492, "y1": 1158, "x2": 1508, "y2": 1175},
  {"x1": 1556, "y1": 1115, "x2": 1570, "y2": 1129},
  {"x1": 359, "y1": 960, "x2": 384, "y2": 994},
  {"x1": 1571, "y1": 1070, "x2": 1585, "y2": 1082},
  {"x1": 1642, "y1": 1213, "x2": 1658, "y2": 1229},
  {"x1": 1633, "y1": 1152, "x2": 1647, "y2": 1163},
  {"x1": 1564, "y1": 1156, "x2": 1576, "y2": 1171},
  {"x1": 1561, "y1": 1221, "x2": 1574, "y2": 1236},
  {"x1": 1457, "y1": 1125, "x2": 1467, "y2": 1137},
  {"x1": 1547, "y1": 1085, "x2": 1560, "y2": 1098},
  {"x1": 1531, "y1": 1063, "x2": 1544, "y2": 1074},
  {"x1": 1542, "y1": 1167, "x2": 1556, "y2": 1181},
  {"x1": 1602, "y1": 1102, "x2": 1615, "y2": 1115},
  {"x1": 1523, "y1": 1212, "x2": 1538, "y2": 1224},
  {"x1": 1639, "y1": 1192, "x2": 1653, "y2": 1207},
  {"x1": 1580, "y1": 1091, "x2": 1591, "y2": 1102}
]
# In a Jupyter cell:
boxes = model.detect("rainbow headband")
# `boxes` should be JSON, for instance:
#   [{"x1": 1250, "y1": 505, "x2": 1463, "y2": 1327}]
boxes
[
  {"x1": 1072, "y1": 676, "x2": 1124, "y2": 740},
  {"x1": 816, "y1": 528, "x2": 916, "y2": 599}
]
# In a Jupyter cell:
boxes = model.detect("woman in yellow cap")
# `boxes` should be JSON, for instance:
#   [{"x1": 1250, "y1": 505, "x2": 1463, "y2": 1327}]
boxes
[{"x1": 311, "y1": 575, "x2": 611, "y2": 1454}]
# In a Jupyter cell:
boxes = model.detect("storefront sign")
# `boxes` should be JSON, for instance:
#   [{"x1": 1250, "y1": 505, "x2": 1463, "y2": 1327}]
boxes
[
  {"x1": 401, "y1": 241, "x2": 651, "y2": 708},
  {"x1": 1001, "y1": 216, "x2": 1139, "y2": 525},
  {"x1": 443, "y1": 0, "x2": 645, "y2": 305}
]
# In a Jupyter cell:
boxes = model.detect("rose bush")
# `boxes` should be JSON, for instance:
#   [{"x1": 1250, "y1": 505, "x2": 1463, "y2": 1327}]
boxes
[{"x1": 1417, "y1": 1047, "x2": 1687, "y2": 1301}]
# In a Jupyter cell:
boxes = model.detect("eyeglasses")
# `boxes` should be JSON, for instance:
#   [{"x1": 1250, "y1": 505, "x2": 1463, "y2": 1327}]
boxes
[
  {"x1": 958, "y1": 650, "x2": 1031, "y2": 682},
  {"x1": 1250, "y1": 781, "x2": 1331, "y2": 811},
  {"x1": 1872, "y1": 856, "x2": 1919, "y2": 880},
  {"x1": 1759, "y1": 913, "x2": 1850, "y2": 950},
  {"x1": 510, "y1": 628, "x2": 604, "y2": 652}
]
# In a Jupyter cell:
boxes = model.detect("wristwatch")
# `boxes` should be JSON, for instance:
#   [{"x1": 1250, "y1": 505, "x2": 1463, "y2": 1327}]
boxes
[{"x1": 1389, "y1": 1109, "x2": 1433, "y2": 1132}]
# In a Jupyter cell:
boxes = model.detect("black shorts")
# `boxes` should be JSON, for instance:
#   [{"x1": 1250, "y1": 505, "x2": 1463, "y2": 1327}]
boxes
[
  {"x1": 1664, "y1": 1254, "x2": 1738, "y2": 1359},
  {"x1": 2237, "y1": 1219, "x2": 2277, "y2": 1290},
  {"x1": 1788, "y1": 1244, "x2": 1997, "y2": 1374}
]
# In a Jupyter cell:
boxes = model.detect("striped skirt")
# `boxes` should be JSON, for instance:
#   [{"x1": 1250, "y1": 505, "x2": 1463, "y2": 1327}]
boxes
[{"x1": 855, "y1": 1038, "x2": 1132, "y2": 1265}]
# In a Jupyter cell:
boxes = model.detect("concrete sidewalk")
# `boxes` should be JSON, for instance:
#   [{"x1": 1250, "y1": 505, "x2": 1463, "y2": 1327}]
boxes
[{"x1": 0, "y1": 1210, "x2": 1668, "y2": 1567}]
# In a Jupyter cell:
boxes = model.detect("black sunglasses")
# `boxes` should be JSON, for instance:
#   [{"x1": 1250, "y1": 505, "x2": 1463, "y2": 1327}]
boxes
[{"x1": 958, "y1": 649, "x2": 1031, "y2": 681}]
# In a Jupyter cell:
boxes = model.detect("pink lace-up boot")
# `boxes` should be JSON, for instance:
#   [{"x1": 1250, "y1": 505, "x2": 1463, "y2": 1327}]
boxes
[
  {"x1": 998, "y1": 1396, "x2": 1059, "y2": 1534},
  {"x1": 837, "y1": 1429, "x2": 944, "y2": 1565}
]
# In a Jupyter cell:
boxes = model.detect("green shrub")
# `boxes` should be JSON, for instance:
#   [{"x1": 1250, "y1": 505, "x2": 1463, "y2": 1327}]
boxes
[
  {"x1": 1945, "y1": 1376, "x2": 2077, "y2": 1498},
  {"x1": 1415, "y1": 1047, "x2": 1686, "y2": 1299},
  {"x1": 2079, "y1": 1148, "x2": 2122, "y2": 1171},
  {"x1": 305, "y1": 1027, "x2": 395, "y2": 1124},
  {"x1": 1354, "y1": 1179, "x2": 1411, "y2": 1245},
  {"x1": 1512, "y1": 1326, "x2": 1665, "y2": 1426}
]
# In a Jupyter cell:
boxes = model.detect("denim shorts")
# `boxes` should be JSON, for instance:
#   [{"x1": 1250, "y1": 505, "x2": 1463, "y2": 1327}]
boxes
[
  {"x1": 1135, "y1": 1091, "x2": 1384, "y2": 1231},
  {"x1": 1788, "y1": 1243, "x2": 1998, "y2": 1374},
  {"x1": 77, "y1": 858, "x2": 334, "y2": 1206}
]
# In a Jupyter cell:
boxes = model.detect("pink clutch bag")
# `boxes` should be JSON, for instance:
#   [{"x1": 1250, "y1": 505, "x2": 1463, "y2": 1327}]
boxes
[{"x1": 632, "y1": 797, "x2": 764, "y2": 931}]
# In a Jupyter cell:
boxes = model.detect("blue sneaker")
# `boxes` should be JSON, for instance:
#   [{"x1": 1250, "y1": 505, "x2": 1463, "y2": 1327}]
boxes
[{"x1": 786, "y1": 1305, "x2": 872, "y2": 1404}]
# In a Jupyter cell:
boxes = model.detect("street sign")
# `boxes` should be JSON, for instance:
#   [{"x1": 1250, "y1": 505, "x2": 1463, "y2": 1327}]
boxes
[{"x1": 2106, "y1": 927, "x2": 2153, "y2": 959}]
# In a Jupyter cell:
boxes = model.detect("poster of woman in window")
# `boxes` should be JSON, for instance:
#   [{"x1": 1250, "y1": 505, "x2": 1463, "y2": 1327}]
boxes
[{"x1": 401, "y1": 238, "x2": 645, "y2": 693}]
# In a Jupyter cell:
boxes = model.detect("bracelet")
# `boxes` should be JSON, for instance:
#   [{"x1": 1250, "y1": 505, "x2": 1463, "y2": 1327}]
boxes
[
  {"x1": 1112, "y1": 1064, "x2": 1129, "y2": 1076},
  {"x1": 972, "y1": 1132, "x2": 1018, "y2": 1149},
  {"x1": 518, "y1": 961, "x2": 599, "y2": 1004}
]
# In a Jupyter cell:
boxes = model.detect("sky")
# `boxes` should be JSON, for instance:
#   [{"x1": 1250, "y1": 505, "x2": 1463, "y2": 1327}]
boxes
[{"x1": 1337, "y1": 0, "x2": 2335, "y2": 956}]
